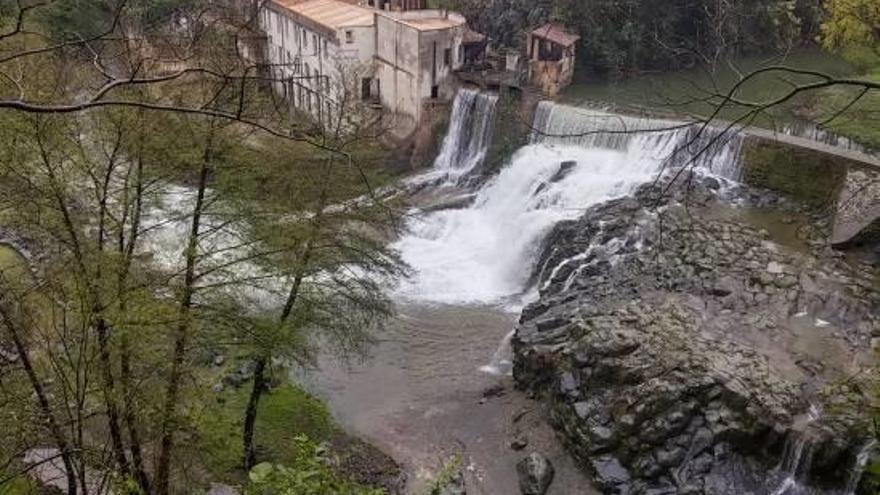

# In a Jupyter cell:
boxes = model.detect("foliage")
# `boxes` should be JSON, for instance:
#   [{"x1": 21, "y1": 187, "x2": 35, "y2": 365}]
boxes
[
  {"x1": 467, "y1": 0, "x2": 823, "y2": 75},
  {"x1": 820, "y1": 0, "x2": 880, "y2": 67},
  {"x1": 244, "y1": 437, "x2": 382, "y2": 495},
  {"x1": 38, "y1": 0, "x2": 118, "y2": 41},
  {"x1": 422, "y1": 455, "x2": 462, "y2": 495},
  {"x1": 38, "y1": 0, "x2": 201, "y2": 41},
  {"x1": 813, "y1": 70, "x2": 880, "y2": 149},
  {"x1": 195, "y1": 383, "x2": 335, "y2": 479}
]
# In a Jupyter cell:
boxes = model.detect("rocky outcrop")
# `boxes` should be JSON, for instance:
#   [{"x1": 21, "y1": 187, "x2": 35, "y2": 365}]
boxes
[{"x1": 514, "y1": 176, "x2": 878, "y2": 494}]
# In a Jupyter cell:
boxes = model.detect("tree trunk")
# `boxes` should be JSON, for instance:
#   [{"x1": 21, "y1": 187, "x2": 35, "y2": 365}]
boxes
[
  {"x1": 242, "y1": 356, "x2": 267, "y2": 469},
  {"x1": 154, "y1": 137, "x2": 212, "y2": 495},
  {"x1": 241, "y1": 200, "x2": 322, "y2": 468},
  {"x1": 0, "y1": 305, "x2": 79, "y2": 495}
]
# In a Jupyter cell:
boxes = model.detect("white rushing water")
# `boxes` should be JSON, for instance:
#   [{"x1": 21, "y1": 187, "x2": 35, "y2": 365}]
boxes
[
  {"x1": 394, "y1": 101, "x2": 745, "y2": 306},
  {"x1": 846, "y1": 439, "x2": 877, "y2": 495},
  {"x1": 770, "y1": 405, "x2": 822, "y2": 495},
  {"x1": 433, "y1": 88, "x2": 499, "y2": 179}
]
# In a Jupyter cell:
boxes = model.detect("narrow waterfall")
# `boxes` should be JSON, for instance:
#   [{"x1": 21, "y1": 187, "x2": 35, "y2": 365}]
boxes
[
  {"x1": 394, "y1": 102, "x2": 744, "y2": 305},
  {"x1": 433, "y1": 88, "x2": 499, "y2": 178},
  {"x1": 770, "y1": 405, "x2": 821, "y2": 495},
  {"x1": 846, "y1": 439, "x2": 877, "y2": 495}
]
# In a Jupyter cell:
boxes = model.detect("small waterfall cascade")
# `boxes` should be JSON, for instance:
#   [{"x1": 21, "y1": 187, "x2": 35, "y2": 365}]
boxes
[
  {"x1": 393, "y1": 102, "x2": 746, "y2": 305},
  {"x1": 433, "y1": 88, "x2": 499, "y2": 179},
  {"x1": 531, "y1": 102, "x2": 746, "y2": 181},
  {"x1": 770, "y1": 405, "x2": 821, "y2": 495},
  {"x1": 780, "y1": 121, "x2": 876, "y2": 156},
  {"x1": 479, "y1": 329, "x2": 514, "y2": 375},
  {"x1": 845, "y1": 439, "x2": 877, "y2": 495}
]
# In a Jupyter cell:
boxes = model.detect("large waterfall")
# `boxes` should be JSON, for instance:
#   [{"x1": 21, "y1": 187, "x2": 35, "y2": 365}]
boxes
[
  {"x1": 433, "y1": 88, "x2": 499, "y2": 179},
  {"x1": 394, "y1": 101, "x2": 745, "y2": 306}
]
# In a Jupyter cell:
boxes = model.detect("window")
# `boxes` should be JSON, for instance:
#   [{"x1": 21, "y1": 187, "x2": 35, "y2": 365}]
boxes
[
  {"x1": 323, "y1": 39, "x2": 328, "y2": 56},
  {"x1": 443, "y1": 48, "x2": 451, "y2": 67},
  {"x1": 345, "y1": 30, "x2": 354, "y2": 44},
  {"x1": 361, "y1": 78, "x2": 371, "y2": 100},
  {"x1": 303, "y1": 29, "x2": 308, "y2": 47},
  {"x1": 431, "y1": 85, "x2": 439, "y2": 98},
  {"x1": 313, "y1": 34, "x2": 318, "y2": 55}
]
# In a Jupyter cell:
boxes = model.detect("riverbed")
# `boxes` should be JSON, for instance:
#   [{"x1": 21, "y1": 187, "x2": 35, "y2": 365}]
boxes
[{"x1": 299, "y1": 302, "x2": 596, "y2": 494}]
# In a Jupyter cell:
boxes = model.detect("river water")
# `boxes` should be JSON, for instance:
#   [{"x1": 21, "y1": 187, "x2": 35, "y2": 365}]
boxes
[{"x1": 301, "y1": 90, "x2": 751, "y2": 493}]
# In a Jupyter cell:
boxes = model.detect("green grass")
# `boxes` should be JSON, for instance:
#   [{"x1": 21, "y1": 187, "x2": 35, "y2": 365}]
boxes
[
  {"x1": 562, "y1": 49, "x2": 858, "y2": 131},
  {"x1": 0, "y1": 244, "x2": 27, "y2": 276},
  {"x1": 194, "y1": 383, "x2": 335, "y2": 483},
  {"x1": 813, "y1": 69, "x2": 880, "y2": 149},
  {"x1": 0, "y1": 474, "x2": 38, "y2": 495}
]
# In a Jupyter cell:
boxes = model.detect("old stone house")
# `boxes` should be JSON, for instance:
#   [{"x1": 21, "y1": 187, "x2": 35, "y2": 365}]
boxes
[
  {"x1": 260, "y1": 0, "x2": 470, "y2": 131},
  {"x1": 527, "y1": 23, "x2": 580, "y2": 97}
]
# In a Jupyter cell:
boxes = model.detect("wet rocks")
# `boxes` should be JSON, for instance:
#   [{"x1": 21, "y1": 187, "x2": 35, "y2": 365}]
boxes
[
  {"x1": 514, "y1": 177, "x2": 878, "y2": 494},
  {"x1": 516, "y1": 453, "x2": 555, "y2": 495}
]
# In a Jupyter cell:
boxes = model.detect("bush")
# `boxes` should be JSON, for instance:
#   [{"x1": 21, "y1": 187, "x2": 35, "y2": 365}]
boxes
[{"x1": 245, "y1": 437, "x2": 382, "y2": 495}]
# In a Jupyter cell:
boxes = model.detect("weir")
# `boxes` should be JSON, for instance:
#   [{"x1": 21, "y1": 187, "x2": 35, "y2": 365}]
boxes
[{"x1": 531, "y1": 102, "x2": 745, "y2": 180}]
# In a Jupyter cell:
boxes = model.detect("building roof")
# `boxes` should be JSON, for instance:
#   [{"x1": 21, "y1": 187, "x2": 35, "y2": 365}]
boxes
[
  {"x1": 531, "y1": 23, "x2": 580, "y2": 47},
  {"x1": 462, "y1": 26, "x2": 486, "y2": 44},
  {"x1": 273, "y1": 0, "x2": 376, "y2": 31},
  {"x1": 379, "y1": 9, "x2": 466, "y2": 31}
]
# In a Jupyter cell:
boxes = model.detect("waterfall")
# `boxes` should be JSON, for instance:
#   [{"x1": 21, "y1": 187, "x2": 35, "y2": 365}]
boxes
[
  {"x1": 845, "y1": 439, "x2": 877, "y2": 495},
  {"x1": 531, "y1": 102, "x2": 745, "y2": 180},
  {"x1": 393, "y1": 102, "x2": 744, "y2": 305},
  {"x1": 479, "y1": 329, "x2": 514, "y2": 375},
  {"x1": 433, "y1": 88, "x2": 499, "y2": 179},
  {"x1": 770, "y1": 405, "x2": 821, "y2": 495}
]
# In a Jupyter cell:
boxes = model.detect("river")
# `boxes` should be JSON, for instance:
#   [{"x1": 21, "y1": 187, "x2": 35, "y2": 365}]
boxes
[{"x1": 300, "y1": 88, "x2": 747, "y2": 493}]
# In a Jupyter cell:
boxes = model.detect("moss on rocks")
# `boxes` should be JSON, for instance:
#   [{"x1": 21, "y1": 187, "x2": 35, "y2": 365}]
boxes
[{"x1": 740, "y1": 139, "x2": 848, "y2": 211}]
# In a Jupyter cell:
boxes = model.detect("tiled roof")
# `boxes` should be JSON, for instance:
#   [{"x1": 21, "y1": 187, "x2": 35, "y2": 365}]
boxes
[
  {"x1": 531, "y1": 23, "x2": 580, "y2": 47},
  {"x1": 273, "y1": 0, "x2": 376, "y2": 30},
  {"x1": 462, "y1": 26, "x2": 486, "y2": 44}
]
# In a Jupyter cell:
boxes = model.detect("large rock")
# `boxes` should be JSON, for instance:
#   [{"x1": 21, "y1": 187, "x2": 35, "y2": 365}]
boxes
[
  {"x1": 514, "y1": 179, "x2": 878, "y2": 494},
  {"x1": 516, "y1": 453, "x2": 555, "y2": 495}
]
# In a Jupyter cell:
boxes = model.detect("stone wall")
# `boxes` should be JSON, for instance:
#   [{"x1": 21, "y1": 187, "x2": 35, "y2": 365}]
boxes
[
  {"x1": 739, "y1": 136, "x2": 880, "y2": 246},
  {"x1": 832, "y1": 166, "x2": 880, "y2": 246},
  {"x1": 740, "y1": 139, "x2": 848, "y2": 210}
]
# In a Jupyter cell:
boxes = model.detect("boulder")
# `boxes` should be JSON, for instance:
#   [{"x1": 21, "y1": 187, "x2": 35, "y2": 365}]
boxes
[{"x1": 516, "y1": 453, "x2": 555, "y2": 495}]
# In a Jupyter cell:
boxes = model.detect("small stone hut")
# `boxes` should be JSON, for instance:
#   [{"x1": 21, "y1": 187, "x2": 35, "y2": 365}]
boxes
[{"x1": 526, "y1": 23, "x2": 580, "y2": 97}]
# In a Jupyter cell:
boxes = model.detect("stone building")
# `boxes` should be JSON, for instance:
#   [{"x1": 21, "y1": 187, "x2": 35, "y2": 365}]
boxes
[
  {"x1": 526, "y1": 23, "x2": 580, "y2": 97},
  {"x1": 260, "y1": 0, "x2": 469, "y2": 131},
  {"x1": 261, "y1": 0, "x2": 377, "y2": 126},
  {"x1": 374, "y1": 9, "x2": 467, "y2": 124}
]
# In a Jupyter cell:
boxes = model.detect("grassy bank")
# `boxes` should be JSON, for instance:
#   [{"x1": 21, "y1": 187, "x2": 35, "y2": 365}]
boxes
[
  {"x1": 195, "y1": 383, "x2": 336, "y2": 481},
  {"x1": 561, "y1": 49, "x2": 878, "y2": 151},
  {"x1": 812, "y1": 68, "x2": 880, "y2": 149},
  {"x1": 189, "y1": 377, "x2": 398, "y2": 494}
]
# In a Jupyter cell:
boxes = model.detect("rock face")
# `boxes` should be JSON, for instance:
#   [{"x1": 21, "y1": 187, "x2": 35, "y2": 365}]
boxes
[
  {"x1": 514, "y1": 177, "x2": 878, "y2": 494},
  {"x1": 516, "y1": 453, "x2": 555, "y2": 495}
]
